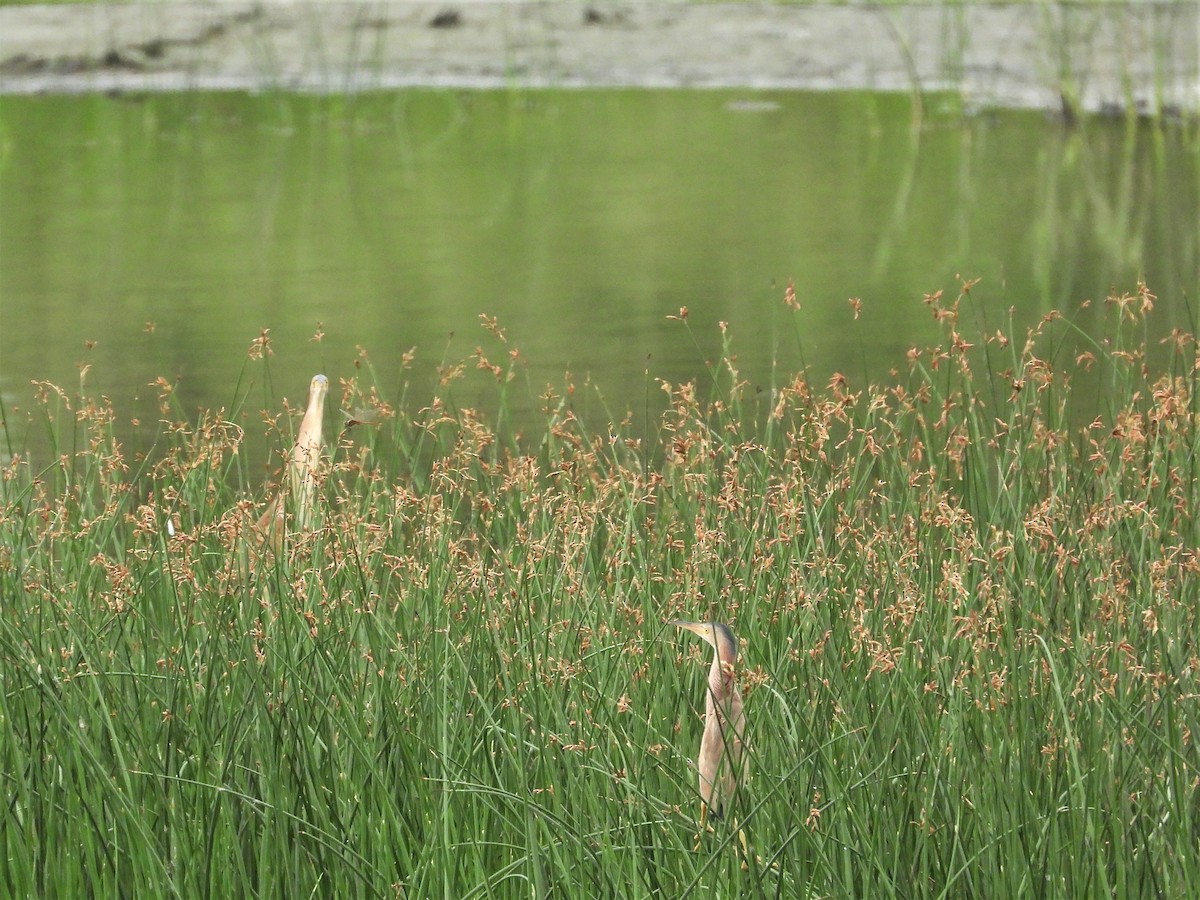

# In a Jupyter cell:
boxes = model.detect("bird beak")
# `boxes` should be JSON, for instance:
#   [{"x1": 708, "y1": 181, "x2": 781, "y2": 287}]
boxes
[{"x1": 669, "y1": 619, "x2": 705, "y2": 637}]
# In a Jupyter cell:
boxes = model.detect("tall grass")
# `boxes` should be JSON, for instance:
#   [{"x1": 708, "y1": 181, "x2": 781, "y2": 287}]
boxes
[{"x1": 1, "y1": 282, "x2": 1197, "y2": 897}]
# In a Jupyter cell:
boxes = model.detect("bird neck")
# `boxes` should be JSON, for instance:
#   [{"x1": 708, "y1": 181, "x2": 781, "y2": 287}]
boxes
[{"x1": 708, "y1": 657, "x2": 735, "y2": 692}]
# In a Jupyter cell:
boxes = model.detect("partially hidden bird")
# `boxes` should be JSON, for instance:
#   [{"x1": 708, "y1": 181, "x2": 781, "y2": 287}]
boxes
[
  {"x1": 255, "y1": 373, "x2": 328, "y2": 547},
  {"x1": 670, "y1": 620, "x2": 749, "y2": 829}
]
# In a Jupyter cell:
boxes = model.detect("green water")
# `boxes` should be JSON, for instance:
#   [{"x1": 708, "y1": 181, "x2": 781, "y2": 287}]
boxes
[{"x1": 1, "y1": 90, "x2": 1196, "y2": 462}]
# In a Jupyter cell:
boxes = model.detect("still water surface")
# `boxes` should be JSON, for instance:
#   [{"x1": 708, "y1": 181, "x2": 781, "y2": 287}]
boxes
[{"x1": 1, "y1": 90, "x2": 1196, "y2": 464}]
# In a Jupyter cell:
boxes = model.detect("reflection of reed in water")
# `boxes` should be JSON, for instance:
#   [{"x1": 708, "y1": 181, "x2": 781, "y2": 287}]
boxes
[{"x1": 1029, "y1": 124, "x2": 1179, "y2": 313}]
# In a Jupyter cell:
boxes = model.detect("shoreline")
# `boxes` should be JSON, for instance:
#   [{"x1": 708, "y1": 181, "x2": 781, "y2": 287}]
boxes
[{"x1": 1, "y1": 2, "x2": 1197, "y2": 114}]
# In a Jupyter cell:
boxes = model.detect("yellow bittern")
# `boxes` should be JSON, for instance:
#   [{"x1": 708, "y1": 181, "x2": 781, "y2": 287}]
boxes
[
  {"x1": 670, "y1": 620, "x2": 748, "y2": 829},
  {"x1": 256, "y1": 373, "x2": 328, "y2": 546}
]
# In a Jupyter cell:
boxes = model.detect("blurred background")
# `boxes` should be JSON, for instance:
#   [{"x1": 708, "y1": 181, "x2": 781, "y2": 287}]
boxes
[{"x1": 1, "y1": 2, "x2": 1197, "y2": 464}]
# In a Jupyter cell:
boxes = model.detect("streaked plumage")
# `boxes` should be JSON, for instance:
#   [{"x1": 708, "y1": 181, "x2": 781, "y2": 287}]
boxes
[
  {"x1": 670, "y1": 620, "x2": 748, "y2": 822},
  {"x1": 256, "y1": 374, "x2": 328, "y2": 545}
]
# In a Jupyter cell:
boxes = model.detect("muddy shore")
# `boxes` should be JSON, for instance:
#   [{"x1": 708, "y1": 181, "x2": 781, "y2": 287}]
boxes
[{"x1": 0, "y1": 1, "x2": 1197, "y2": 114}]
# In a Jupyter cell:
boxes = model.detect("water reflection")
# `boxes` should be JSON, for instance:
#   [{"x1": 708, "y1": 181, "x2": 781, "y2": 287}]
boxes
[{"x1": 0, "y1": 90, "x2": 1195, "y2": 466}]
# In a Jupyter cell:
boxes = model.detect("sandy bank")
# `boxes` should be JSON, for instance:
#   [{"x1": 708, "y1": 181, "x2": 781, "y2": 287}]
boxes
[{"x1": 0, "y1": 1, "x2": 1196, "y2": 113}]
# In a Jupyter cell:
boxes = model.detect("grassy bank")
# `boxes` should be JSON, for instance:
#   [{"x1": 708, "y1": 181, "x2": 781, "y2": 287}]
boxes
[{"x1": 1, "y1": 281, "x2": 1197, "y2": 897}]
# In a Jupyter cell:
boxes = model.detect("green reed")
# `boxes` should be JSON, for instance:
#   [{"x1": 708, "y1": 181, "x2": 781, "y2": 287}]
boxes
[{"x1": 1, "y1": 280, "x2": 1197, "y2": 897}]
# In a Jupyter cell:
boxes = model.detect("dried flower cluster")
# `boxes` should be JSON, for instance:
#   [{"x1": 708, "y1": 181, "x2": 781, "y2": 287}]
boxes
[{"x1": 0, "y1": 282, "x2": 1195, "y2": 895}]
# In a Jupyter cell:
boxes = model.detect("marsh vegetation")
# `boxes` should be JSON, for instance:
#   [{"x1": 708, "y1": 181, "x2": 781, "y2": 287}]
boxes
[{"x1": 2, "y1": 281, "x2": 1197, "y2": 896}]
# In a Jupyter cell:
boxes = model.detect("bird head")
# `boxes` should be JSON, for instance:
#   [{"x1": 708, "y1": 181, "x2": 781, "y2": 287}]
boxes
[{"x1": 669, "y1": 620, "x2": 739, "y2": 666}]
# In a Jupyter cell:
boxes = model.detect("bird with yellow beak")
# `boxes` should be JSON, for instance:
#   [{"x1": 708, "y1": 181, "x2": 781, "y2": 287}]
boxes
[
  {"x1": 670, "y1": 619, "x2": 748, "y2": 830},
  {"x1": 256, "y1": 374, "x2": 328, "y2": 546}
]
